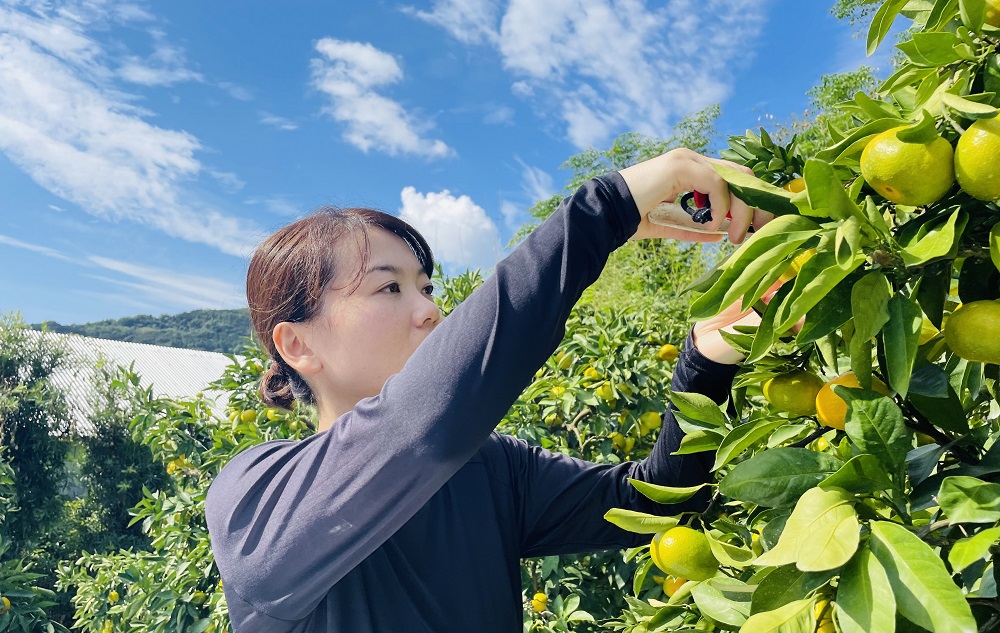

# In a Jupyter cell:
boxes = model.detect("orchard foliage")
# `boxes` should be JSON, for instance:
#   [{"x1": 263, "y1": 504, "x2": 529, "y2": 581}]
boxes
[{"x1": 607, "y1": 2, "x2": 1000, "y2": 632}]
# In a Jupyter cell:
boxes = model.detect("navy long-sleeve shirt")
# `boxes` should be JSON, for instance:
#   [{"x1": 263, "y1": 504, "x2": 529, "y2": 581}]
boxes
[{"x1": 205, "y1": 173, "x2": 739, "y2": 632}]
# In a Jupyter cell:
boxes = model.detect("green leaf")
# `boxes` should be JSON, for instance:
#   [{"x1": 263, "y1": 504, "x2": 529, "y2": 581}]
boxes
[
  {"x1": 803, "y1": 158, "x2": 865, "y2": 221},
  {"x1": 749, "y1": 565, "x2": 836, "y2": 615},
  {"x1": 840, "y1": 389, "x2": 911, "y2": 472},
  {"x1": 627, "y1": 479, "x2": 711, "y2": 505},
  {"x1": 882, "y1": 294, "x2": 923, "y2": 398},
  {"x1": 748, "y1": 283, "x2": 793, "y2": 363},
  {"x1": 704, "y1": 529, "x2": 756, "y2": 568},
  {"x1": 753, "y1": 486, "x2": 859, "y2": 572},
  {"x1": 868, "y1": 0, "x2": 910, "y2": 55},
  {"x1": 990, "y1": 222, "x2": 1000, "y2": 273},
  {"x1": 794, "y1": 278, "x2": 854, "y2": 345},
  {"x1": 941, "y1": 92, "x2": 1000, "y2": 119},
  {"x1": 901, "y1": 209, "x2": 968, "y2": 267},
  {"x1": 815, "y1": 119, "x2": 908, "y2": 165},
  {"x1": 837, "y1": 547, "x2": 896, "y2": 633},
  {"x1": 949, "y1": 526, "x2": 1000, "y2": 572},
  {"x1": 713, "y1": 419, "x2": 788, "y2": 471},
  {"x1": 774, "y1": 250, "x2": 867, "y2": 333},
  {"x1": 711, "y1": 163, "x2": 799, "y2": 216},
  {"x1": 720, "y1": 448, "x2": 842, "y2": 508},
  {"x1": 691, "y1": 579, "x2": 750, "y2": 627},
  {"x1": 959, "y1": 0, "x2": 986, "y2": 32},
  {"x1": 603, "y1": 508, "x2": 679, "y2": 534},
  {"x1": 689, "y1": 216, "x2": 821, "y2": 319},
  {"x1": 898, "y1": 31, "x2": 965, "y2": 66},
  {"x1": 835, "y1": 216, "x2": 862, "y2": 268},
  {"x1": 668, "y1": 391, "x2": 728, "y2": 428},
  {"x1": 939, "y1": 476, "x2": 1000, "y2": 523},
  {"x1": 819, "y1": 454, "x2": 894, "y2": 494},
  {"x1": 895, "y1": 110, "x2": 940, "y2": 144},
  {"x1": 673, "y1": 429, "x2": 723, "y2": 455},
  {"x1": 852, "y1": 272, "x2": 892, "y2": 341},
  {"x1": 869, "y1": 521, "x2": 977, "y2": 633},
  {"x1": 739, "y1": 597, "x2": 815, "y2": 633}
]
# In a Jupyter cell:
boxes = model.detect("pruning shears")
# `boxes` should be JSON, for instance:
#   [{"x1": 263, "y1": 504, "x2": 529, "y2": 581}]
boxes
[{"x1": 647, "y1": 191, "x2": 731, "y2": 235}]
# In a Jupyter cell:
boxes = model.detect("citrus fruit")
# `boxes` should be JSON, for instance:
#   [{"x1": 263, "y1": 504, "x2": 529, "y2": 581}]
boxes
[
  {"x1": 815, "y1": 372, "x2": 891, "y2": 430},
  {"x1": 663, "y1": 576, "x2": 687, "y2": 597},
  {"x1": 783, "y1": 177, "x2": 806, "y2": 193},
  {"x1": 266, "y1": 408, "x2": 282, "y2": 421},
  {"x1": 988, "y1": 0, "x2": 1000, "y2": 27},
  {"x1": 0, "y1": 597, "x2": 9, "y2": 614},
  {"x1": 544, "y1": 413, "x2": 559, "y2": 426},
  {"x1": 764, "y1": 370, "x2": 826, "y2": 417},
  {"x1": 109, "y1": 590, "x2": 119, "y2": 603},
  {"x1": 954, "y1": 118, "x2": 1000, "y2": 201},
  {"x1": 240, "y1": 409, "x2": 257, "y2": 423},
  {"x1": 584, "y1": 366, "x2": 602, "y2": 381},
  {"x1": 531, "y1": 592, "x2": 547, "y2": 612},
  {"x1": 778, "y1": 248, "x2": 816, "y2": 283},
  {"x1": 596, "y1": 382, "x2": 614, "y2": 401},
  {"x1": 639, "y1": 411, "x2": 662, "y2": 434},
  {"x1": 650, "y1": 526, "x2": 720, "y2": 581},
  {"x1": 658, "y1": 344, "x2": 680, "y2": 362},
  {"x1": 860, "y1": 127, "x2": 955, "y2": 206},
  {"x1": 550, "y1": 386, "x2": 566, "y2": 399},
  {"x1": 943, "y1": 300, "x2": 1000, "y2": 364}
]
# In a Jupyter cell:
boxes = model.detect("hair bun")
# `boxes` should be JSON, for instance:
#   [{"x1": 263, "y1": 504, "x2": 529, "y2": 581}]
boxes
[{"x1": 261, "y1": 362, "x2": 296, "y2": 410}]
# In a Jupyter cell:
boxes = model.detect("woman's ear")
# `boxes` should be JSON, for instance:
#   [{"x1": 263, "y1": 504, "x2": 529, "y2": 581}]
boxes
[{"x1": 273, "y1": 322, "x2": 323, "y2": 376}]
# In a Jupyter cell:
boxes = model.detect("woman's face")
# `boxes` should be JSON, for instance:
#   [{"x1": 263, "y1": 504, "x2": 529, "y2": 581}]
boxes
[{"x1": 304, "y1": 227, "x2": 440, "y2": 416}]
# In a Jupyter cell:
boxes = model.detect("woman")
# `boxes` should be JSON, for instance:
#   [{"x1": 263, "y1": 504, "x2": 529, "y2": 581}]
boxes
[{"x1": 206, "y1": 149, "x2": 769, "y2": 632}]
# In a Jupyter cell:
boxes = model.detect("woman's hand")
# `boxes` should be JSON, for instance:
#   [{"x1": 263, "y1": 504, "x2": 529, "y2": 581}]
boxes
[{"x1": 619, "y1": 148, "x2": 774, "y2": 244}]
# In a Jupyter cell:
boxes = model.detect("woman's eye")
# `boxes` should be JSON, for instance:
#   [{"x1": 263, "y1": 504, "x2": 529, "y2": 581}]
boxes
[
  {"x1": 423, "y1": 284, "x2": 435, "y2": 296},
  {"x1": 382, "y1": 282, "x2": 401, "y2": 293}
]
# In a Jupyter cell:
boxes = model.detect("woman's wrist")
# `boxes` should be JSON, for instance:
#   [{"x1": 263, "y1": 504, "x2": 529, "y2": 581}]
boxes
[{"x1": 690, "y1": 328, "x2": 746, "y2": 365}]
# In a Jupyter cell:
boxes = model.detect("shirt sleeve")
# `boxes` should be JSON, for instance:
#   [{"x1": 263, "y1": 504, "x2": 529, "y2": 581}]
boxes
[
  {"x1": 205, "y1": 174, "x2": 642, "y2": 622},
  {"x1": 514, "y1": 331, "x2": 739, "y2": 557}
]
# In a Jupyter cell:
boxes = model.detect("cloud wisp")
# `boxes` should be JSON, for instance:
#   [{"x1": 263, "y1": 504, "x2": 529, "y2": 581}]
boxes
[
  {"x1": 0, "y1": 1, "x2": 261, "y2": 257},
  {"x1": 88, "y1": 255, "x2": 246, "y2": 311},
  {"x1": 310, "y1": 38, "x2": 453, "y2": 159},
  {"x1": 410, "y1": 0, "x2": 769, "y2": 148}
]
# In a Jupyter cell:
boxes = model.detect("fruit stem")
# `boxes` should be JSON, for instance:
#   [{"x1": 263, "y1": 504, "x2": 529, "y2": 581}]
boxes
[{"x1": 790, "y1": 427, "x2": 828, "y2": 449}]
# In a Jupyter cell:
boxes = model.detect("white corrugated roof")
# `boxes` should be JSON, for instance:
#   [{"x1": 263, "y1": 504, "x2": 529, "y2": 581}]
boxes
[{"x1": 23, "y1": 330, "x2": 242, "y2": 436}]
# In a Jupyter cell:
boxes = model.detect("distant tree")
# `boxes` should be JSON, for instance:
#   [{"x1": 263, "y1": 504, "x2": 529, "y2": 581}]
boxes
[{"x1": 0, "y1": 313, "x2": 70, "y2": 551}]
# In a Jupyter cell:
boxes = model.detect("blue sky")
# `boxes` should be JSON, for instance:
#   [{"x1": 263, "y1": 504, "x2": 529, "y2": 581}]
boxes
[{"x1": 1, "y1": 0, "x2": 894, "y2": 325}]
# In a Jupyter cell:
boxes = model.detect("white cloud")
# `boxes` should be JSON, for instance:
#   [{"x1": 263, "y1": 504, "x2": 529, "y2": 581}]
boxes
[
  {"x1": 310, "y1": 38, "x2": 453, "y2": 159},
  {"x1": 399, "y1": 187, "x2": 499, "y2": 272},
  {"x1": 259, "y1": 112, "x2": 299, "y2": 131},
  {"x1": 517, "y1": 160, "x2": 554, "y2": 203},
  {"x1": 209, "y1": 170, "x2": 245, "y2": 193},
  {"x1": 117, "y1": 30, "x2": 203, "y2": 86},
  {"x1": 245, "y1": 195, "x2": 301, "y2": 217},
  {"x1": 88, "y1": 256, "x2": 246, "y2": 310},
  {"x1": 412, "y1": 0, "x2": 769, "y2": 148},
  {"x1": 219, "y1": 81, "x2": 253, "y2": 101},
  {"x1": 0, "y1": 2, "x2": 262, "y2": 257},
  {"x1": 403, "y1": 0, "x2": 502, "y2": 45},
  {"x1": 483, "y1": 104, "x2": 515, "y2": 125},
  {"x1": 0, "y1": 233, "x2": 74, "y2": 261}
]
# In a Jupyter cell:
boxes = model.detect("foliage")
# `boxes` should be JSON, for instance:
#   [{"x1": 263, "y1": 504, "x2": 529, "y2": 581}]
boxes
[
  {"x1": 606, "y1": 2, "x2": 1000, "y2": 632},
  {"x1": 0, "y1": 313, "x2": 71, "y2": 556},
  {"x1": 767, "y1": 65, "x2": 881, "y2": 158},
  {"x1": 508, "y1": 104, "x2": 722, "y2": 246},
  {"x1": 34, "y1": 309, "x2": 253, "y2": 355},
  {"x1": 56, "y1": 348, "x2": 315, "y2": 633},
  {"x1": 0, "y1": 447, "x2": 70, "y2": 633}
]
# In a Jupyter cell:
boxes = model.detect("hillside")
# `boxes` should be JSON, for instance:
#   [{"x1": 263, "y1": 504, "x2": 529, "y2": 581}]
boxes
[{"x1": 34, "y1": 308, "x2": 254, "y2": 354}]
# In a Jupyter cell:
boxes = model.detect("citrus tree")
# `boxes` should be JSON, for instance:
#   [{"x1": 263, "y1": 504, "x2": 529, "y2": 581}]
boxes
[{"x1": 604, "y1": 2, "x2": 1000, "y2": 632}]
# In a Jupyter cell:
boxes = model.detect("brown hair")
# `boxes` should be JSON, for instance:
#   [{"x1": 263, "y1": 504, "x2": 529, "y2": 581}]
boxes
[{"x1": 247, "y1": 206, "x2": 434, "y2": 409}]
